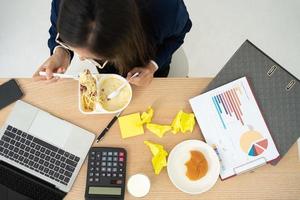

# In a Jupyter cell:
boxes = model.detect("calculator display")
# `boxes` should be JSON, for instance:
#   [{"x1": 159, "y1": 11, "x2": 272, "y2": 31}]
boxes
[{"x1": 88, "y1": 187, "x2": 121, "y2": 195}]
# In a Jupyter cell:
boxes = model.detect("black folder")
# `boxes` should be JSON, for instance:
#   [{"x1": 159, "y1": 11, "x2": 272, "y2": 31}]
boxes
[{"x1": 203, "y1": 40, "x2": 300, "y2": 164}]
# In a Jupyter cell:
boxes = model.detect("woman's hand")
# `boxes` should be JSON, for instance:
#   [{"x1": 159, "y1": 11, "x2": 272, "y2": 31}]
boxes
[
  {"x1": 33, "y1": 47, "x2": 70, "y2": 82},
  {"x1": 126, "y1": 61, "x2": 157, "y2": 87}
]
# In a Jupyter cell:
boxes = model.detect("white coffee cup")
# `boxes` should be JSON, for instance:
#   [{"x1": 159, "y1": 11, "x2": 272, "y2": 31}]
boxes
[{"x1": 127, "y1": 174, "x2": 151, "y2": 197}]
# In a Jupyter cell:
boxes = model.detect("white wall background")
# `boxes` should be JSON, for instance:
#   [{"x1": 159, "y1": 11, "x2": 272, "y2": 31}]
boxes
[
  {"x1": 0, "y1": 0, "x2": 299, "y2": 78},
  {"x1": 0, "y1": 0, "x2": 50, "y2": 77},
  {"x1": 183, "y1": 0, "x2": 300, "y2": 78}
]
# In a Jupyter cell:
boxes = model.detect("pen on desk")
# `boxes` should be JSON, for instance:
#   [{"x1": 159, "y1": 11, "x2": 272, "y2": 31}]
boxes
[
  {"x1": 212, "y1": 144, "x2": 226, "y2": 171},
  {"x1": 96, "y1": 112, "x2": 122, "y2": 143}
]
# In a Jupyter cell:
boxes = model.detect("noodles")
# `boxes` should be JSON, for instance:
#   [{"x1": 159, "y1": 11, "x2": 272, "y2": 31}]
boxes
[
  {"x1": 79, "y1": 70, "x2": 131, "y2": 113},
  {"x1": 79, "y1": 69, "x2": 97, "y2": 112}
]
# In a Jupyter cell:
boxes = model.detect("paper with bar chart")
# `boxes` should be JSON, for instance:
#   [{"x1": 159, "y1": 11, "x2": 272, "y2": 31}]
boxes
[{"x1": 190, "y1": 77, "x2": 280, "y2": 180}]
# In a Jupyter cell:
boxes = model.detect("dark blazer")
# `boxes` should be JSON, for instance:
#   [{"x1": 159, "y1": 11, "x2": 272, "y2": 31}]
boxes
[{"x1": 48, "y1": 0, "x2": 192, "y2": 69}]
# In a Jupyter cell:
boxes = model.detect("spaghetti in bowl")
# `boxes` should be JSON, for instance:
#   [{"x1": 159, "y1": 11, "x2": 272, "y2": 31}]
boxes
[{"x1": 79, "y1": 70, "x2": 132, "y2": 114}]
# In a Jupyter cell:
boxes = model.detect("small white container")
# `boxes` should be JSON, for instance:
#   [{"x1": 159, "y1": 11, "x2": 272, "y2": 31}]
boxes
[
  {"x1": 127, "y1": 174, "x2": 151, "y2": 198},
  {"x1": 78, "y1": 74, "x2": 132, "y2": 114}
]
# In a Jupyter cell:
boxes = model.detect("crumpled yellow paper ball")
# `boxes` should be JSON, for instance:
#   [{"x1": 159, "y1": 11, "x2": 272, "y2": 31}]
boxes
[
  {"x1": 171, "y1": 110, "x2": 195, "y2": 134},
  {"x1": 180, "y1": 111, "x2": 195, "y2": 133},
  {"x1": 141, "y1": 107, "x2": 154, "y2": 124},
  {"x1": 144, "y1": 141, "x2": 168, "y2": 175},
  {"x1": 146, "y1": 123, "x2": 171, "y2": 138}
]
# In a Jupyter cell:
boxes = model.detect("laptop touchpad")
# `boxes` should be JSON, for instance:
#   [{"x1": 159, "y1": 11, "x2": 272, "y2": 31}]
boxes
[{"x1": 28, "y1": 111, "x2": 72, "y2": 149}]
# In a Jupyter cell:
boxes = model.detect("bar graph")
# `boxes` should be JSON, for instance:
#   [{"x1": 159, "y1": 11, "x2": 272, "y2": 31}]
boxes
[{"x1": 212, "y1": 86, "x2": 245, "y2": 129}]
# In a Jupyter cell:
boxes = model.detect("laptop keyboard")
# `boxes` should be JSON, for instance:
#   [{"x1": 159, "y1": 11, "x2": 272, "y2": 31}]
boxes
[{"x1": 0, "y1": 125, "x2": 80, "y2": 186}]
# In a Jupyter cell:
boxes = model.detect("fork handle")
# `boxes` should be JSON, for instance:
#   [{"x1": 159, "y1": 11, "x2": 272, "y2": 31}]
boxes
[{"x1": 39, "y1": 71, "x2": 77, "y2": 79}]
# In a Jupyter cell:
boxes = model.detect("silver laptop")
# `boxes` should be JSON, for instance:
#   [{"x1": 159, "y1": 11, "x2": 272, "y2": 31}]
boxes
[{"x1": 0, "y1": 100, "x2": 95, "y2": 198}]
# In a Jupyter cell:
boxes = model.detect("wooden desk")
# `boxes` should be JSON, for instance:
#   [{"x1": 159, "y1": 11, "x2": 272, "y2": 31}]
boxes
[{"x1": 0, "y1": 78, "x2": 299, "y2": 200}]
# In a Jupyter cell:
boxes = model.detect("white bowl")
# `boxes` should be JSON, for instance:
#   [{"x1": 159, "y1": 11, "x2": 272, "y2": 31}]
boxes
[
  {"x1": 78, "y1": 74, "x2": 132, "y2": 114},
  {"x1": 167, "y1": 140, "x2": 220, "y2": 194}
]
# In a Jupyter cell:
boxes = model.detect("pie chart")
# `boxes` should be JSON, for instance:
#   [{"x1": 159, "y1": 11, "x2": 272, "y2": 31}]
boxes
[{"x1": 240, "y1": 131, "x2": 268, "y2": 156}]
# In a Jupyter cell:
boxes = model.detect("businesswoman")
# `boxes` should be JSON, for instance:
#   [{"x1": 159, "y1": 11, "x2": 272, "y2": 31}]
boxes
[{"x1": 33, "y1": 0, "x2": 192, "y2": 87}]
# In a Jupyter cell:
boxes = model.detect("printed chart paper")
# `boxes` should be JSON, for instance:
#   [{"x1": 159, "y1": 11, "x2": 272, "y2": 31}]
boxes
[{"x1": 190, "y1": 77, "x2": 280, "y2": 179}]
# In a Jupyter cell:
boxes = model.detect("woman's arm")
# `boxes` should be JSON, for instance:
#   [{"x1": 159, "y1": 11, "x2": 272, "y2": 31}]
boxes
[
  {"x1": 148, "y1": 0, "x2": 192, "y2": 69},
  {"x1": 154, "y1": 19, "x2": 192, "y2": 68},
  {"x1": 48, "y1": 0, "x2": 74, "y2": 59}
]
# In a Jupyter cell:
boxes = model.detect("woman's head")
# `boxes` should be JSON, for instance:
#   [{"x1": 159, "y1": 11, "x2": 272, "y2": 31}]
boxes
[{"x1": 57, "y1": 0, "x2": 153, "y2": 74}]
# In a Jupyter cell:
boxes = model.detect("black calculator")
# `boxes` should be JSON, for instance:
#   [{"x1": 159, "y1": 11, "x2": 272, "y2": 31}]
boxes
[{"x1": 85, "y1": 147, "x2": 127, "y2": 200}]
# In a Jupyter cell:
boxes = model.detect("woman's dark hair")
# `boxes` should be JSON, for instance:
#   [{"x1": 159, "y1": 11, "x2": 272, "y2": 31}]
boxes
[{"x1": 57, "y1": 0, "x2": 154, "y2": 75}]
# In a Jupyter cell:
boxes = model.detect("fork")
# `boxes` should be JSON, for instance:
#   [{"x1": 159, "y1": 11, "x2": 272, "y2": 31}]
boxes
[
  {"x1": 107, "y1": 72, "x2": 139, "y2": 100},
  {"x1": 39, "y1": 71, "x2": 79, "y2": 79}
]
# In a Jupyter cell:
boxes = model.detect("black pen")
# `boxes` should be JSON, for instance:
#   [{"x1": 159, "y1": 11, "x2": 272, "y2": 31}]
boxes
[{"x1": 96, "y1": 112, "x2": 121, "y2": 143}]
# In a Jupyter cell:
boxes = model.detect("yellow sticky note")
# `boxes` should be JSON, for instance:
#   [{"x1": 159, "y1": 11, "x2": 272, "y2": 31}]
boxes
[
  {"x1": 141, "y1": 107, "x2": 154, "y2": 124},
  {"x1": 171, "y1": 110, "x2": 183, "y2": 134},
  {"x1": 171, "y1": 110, "x2": 195, "y2": 134},
  {"x1": 144, "y1": 141, "x2": 168, "y2": 175},
  {"x1": 146, "y1": 123, "x2": 171, "y2": 138},
  {"x1": 180, "y1": 112, "x2": 195, "y2": 133},
  {"x1": 118, "y1": 113, "x2": 144, "y2": 139},
  {"x1": 144, "y1": 141, "x2": 162, "y2": 155},
  {"x1": 152, "y1": 151, "x2": 168, "y2": 174}
]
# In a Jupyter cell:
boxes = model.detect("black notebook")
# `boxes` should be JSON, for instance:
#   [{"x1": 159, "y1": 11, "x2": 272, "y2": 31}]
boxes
[{"x1": 203, "y1": 40, "x2": 300, "y2": 164}]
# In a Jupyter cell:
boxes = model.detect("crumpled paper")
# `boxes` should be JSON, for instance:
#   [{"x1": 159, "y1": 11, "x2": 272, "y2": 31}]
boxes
[
  {"x1": 144, "y1": 141, "x2": 168, "y2": 175},
  {"x1": 146, "y1": 123, "x2": 171, "y2": 138},
  {"x1": 171, "y1": 110, "x2": 195, "y2": 134},
  {"x1": 141, "y1": 107, "x2": 154, "y2": 124}
]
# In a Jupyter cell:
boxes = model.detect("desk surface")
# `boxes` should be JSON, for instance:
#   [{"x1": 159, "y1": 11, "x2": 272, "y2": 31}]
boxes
[{"x1": 0, "y1": 78, "x2": 299, "y2": 200}]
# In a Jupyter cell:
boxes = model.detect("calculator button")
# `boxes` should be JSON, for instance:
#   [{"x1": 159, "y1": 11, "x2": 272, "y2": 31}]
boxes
[
  {"x1": 107, "y1": 173, "x2": 111, "y2": 177},
  {"x1": 102, "y1": 152, "x2": 107, "y2": 156},
  {"x1": 91, "y1": 151, "x2": 95, "y2": 156},
  {"x1": 118, "y1": 174, "x2": 123, "y2": 178},
  {"x1": 95, "y1": 172, "x2": 100, "y2": 177},
  {"x1": 101, "y1": 173, "x2": 106, "y2": 177},
  {"x1": 102, "y1": 157, "x2": 107, "y2": 161},
  {"x1": 119, "y1": 157, "x2": 124, "y2": 162},
  {"x1": 95, "y1": 178, "x2": 99, "y2": 182},
  {"x1": 89, "y1": 178, "x2": 94, "y2": 182},
  {"x1": 113, "y1": 152, "x2": 118, "y2": 156},
  {"x1": 101, "y1": 162, "x2": 106, "y2": 166},
  {"x1": 107, "y1": 168, "x2": 111, "y2": 172},
  {"x1": 119, "y1": 152, "x2": 124, "y2": 157},
  {"x1": 119, "y1": 163, "x2": 124, "y2": 167},
  {"x1": 111, "y1": 179, "x2": 122, "y2": 185},
  {"x1": 89, "y1": 172, "x2": 94, "y2": 177},
  {"x1": 107, "y1": 162, "x2": 112, "y2": 167},
  {"x1": 113, "y1": 168, "x2": 117, "y2": 172},
  {"x1": 107, "y1": 157, "x2": 112, "y2": 161},
  {"x1": 112, "y1": 173, "x2": 117, "y2": 177},
  {"x1": 119, "y1": 168, "x2": 123, "y2": 172},
  {"x1": 113, "y1": 162, "x2": 117, "y2": 167},
  {"x1": 90, "y1": 162, "x2": 94, "y2": 166},
  {"x1": 90, "y1": 167, "x2": 94, "y2": 171},
  {"x1": 96, "y1": 154, "x2": 101, "y2": 159},
  {"x1": 108, "y1": 152, "x2": 113, "y2": 156},
  {"x1": 113, "y1": 157, "x2": 118, "y2": 161},
  {"x1": 101, "y1": 167, "x2": 106, "y2": 172},
  {"x1": 96, "y1": 162, "x2": 100, "y2": 166},
  {"x1": 90, "y1": 156, "x2": 95, "y2": 160},
  {"x1": 95, "y1": 167, "x2": 100, "y2": 171}
]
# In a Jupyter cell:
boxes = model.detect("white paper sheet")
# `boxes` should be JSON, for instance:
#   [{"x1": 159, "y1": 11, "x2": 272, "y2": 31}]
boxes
[{"x1": 190, "y1": 77, "x2": 280, "y2": 179}]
